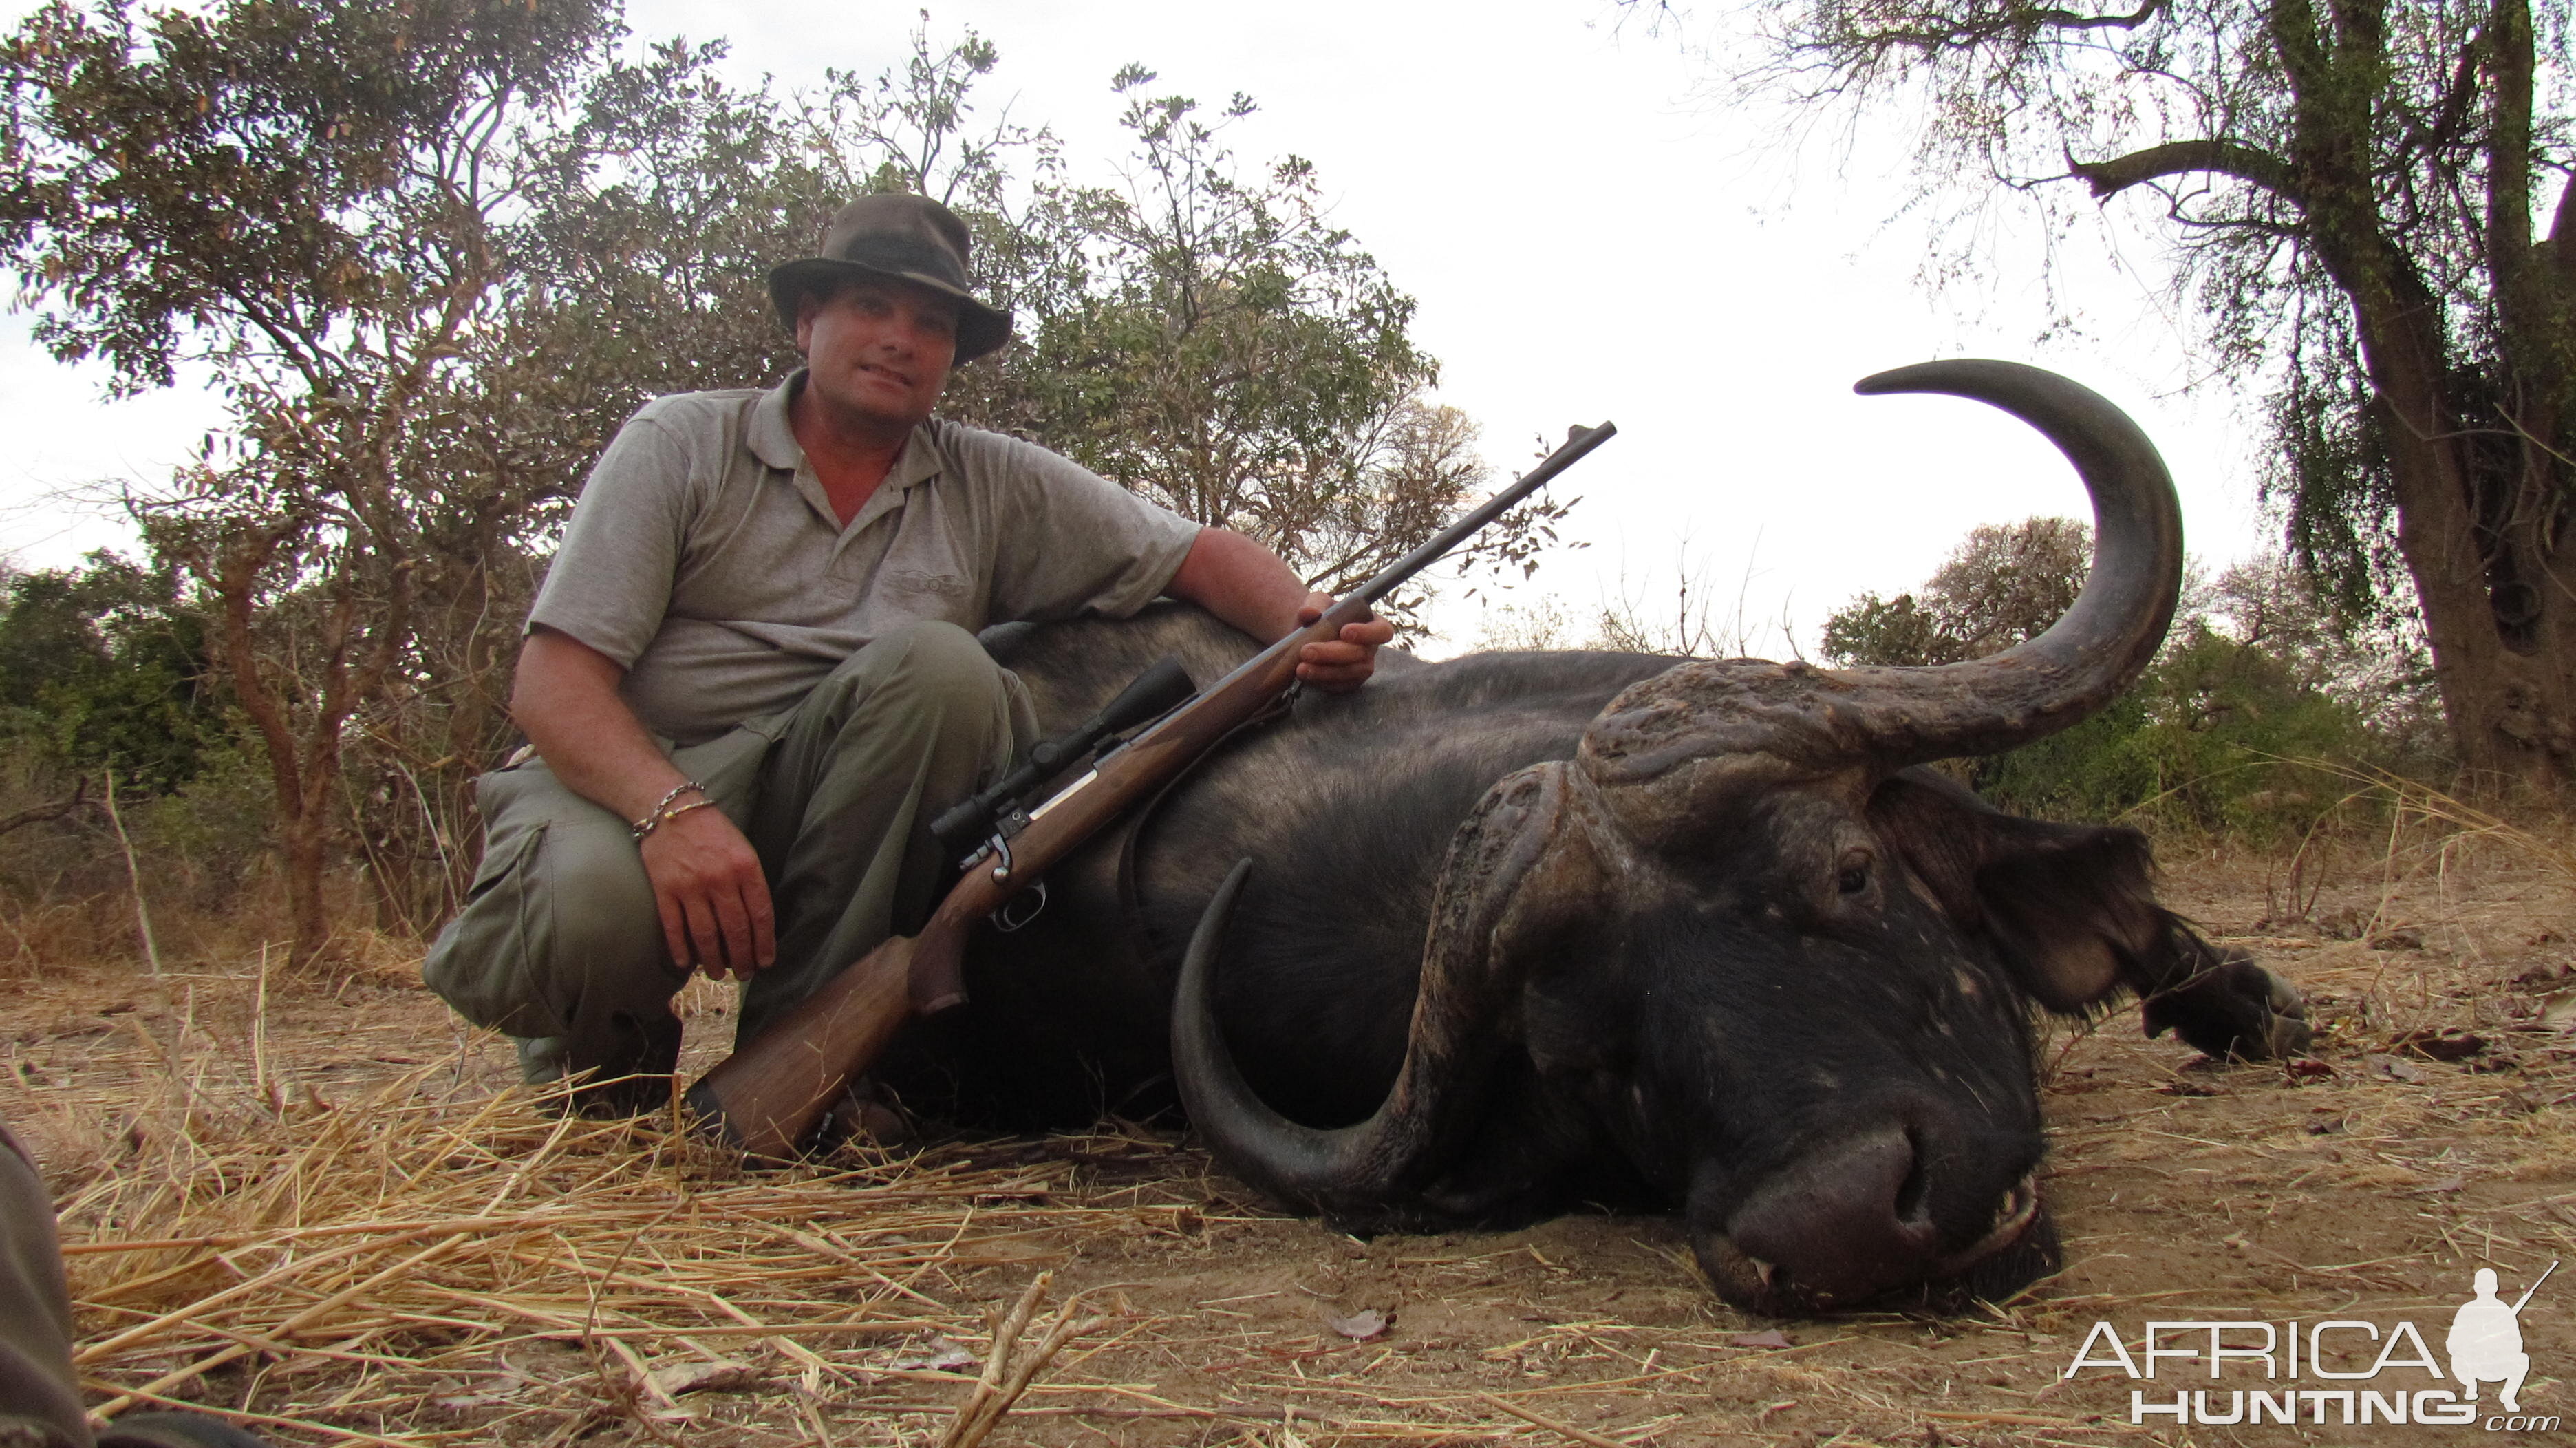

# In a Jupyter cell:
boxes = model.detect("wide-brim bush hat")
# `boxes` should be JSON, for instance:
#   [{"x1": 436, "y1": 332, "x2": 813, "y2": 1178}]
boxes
[{"x1": 766, "y1": 193, "x2": 1013, "y2": 364}]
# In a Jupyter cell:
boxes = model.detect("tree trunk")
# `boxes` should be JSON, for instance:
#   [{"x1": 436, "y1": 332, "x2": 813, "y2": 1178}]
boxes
[
  {"x1": 2248, "y1": 0, "x2": 2576, "y2": 791},
  {"x1": 2382, "y1": 425, "x2": 2576, "y2": 789},
  {"x1": 281, "y1": 800, "x2": 332, "y2": 968},
  {"x1": 202, "y1": 522, "x2": 354, "y2": 970},
  {"x1": 2304, "y1": 151, "x2": 2576, "y2": 790},
  {"x1": 2357, "y1": 324, "x2": 2576, "y2": 789}
]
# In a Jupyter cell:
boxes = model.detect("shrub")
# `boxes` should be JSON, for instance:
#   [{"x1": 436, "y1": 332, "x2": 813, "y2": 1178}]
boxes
[{"x1": 1821, "y1": 520, "x2": 2429, "y2": 840}]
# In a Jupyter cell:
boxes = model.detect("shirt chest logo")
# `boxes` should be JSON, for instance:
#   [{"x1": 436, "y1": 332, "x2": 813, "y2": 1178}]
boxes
[{"x1": 877, "y1": 566, "x2": 969, "y2": 600}]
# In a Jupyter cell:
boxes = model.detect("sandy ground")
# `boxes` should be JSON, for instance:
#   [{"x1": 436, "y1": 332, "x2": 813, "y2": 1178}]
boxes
[{"x1": 6, "y1": 835, "x2": 2575, "y2": 1447}]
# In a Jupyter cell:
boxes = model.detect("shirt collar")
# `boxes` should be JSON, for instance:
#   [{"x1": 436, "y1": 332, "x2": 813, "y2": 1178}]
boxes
[
  {"x1": 749, "y1": 370, "x2": 945, "y2": 494},
  {"x1": 748, "y1": 372, "x2": 806, "y2": 471}
]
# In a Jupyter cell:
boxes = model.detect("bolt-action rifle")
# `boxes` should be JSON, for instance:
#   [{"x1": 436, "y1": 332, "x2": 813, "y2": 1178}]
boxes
[{"x1": 685, "y1": 421, "x2": 1618, "y2": 1158}]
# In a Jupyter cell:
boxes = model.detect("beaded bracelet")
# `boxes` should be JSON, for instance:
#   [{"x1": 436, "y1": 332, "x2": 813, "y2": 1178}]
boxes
[
  {"x1": 632, "y1": 780, "x2": 710, "y2": 840},
  {"x1": 646, "y1": 798, "x2": 718, "y2": 837}
]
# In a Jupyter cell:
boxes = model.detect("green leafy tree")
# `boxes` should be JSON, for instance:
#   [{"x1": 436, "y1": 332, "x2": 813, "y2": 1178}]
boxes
[
  {"x1": 343, "y1": 36, "x2": 833, "y2": 932},
  {"x1": 1823, "y1": 515, "x2": 2409, "y2": 835},
  {"x1": 1979, "y1": 621, "x2": 2383, "y2": 840},
  {"x1": 1708, "y1": 0, "x2": 2575, "y2": 788},
  {"x1": 0, "y1": 0, "x2": 622, "y2": 961},
  {"x1": 2207, "y1": 550, "x2": 2443, "y2": 745},
  {"x1": 798, "y1": 16, "x2": 1093, "y2": 439},
  {"x1": 0, "y1": 554, "x2": 223, "y2": 794},
  {"x1": 1820, "y1": 517, "x2": 2090, "y2": 665},
  {"x1": 1018, "y1": 70, "x2": 1556, "y2": 616},
  {"x1": 1816, "y1": 590, "x2": 1948, "y2": 668}
]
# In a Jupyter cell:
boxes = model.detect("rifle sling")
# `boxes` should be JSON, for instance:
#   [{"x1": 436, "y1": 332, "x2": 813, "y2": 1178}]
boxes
[{"x1": 1111, "y1": 688, "x2": 1299, "y2": 979}]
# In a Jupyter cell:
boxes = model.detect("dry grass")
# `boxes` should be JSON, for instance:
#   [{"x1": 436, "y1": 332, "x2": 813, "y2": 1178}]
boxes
[
  {"x1": 30, "y1": 1034, "x2": 1122, "y2": 1444},
  {"x1": 8, "y1": 818, "x2": 2576, "y2": 1446}
]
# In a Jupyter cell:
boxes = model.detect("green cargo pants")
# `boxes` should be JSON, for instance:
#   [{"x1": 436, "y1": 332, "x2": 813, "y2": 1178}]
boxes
[{"x1": 421, "y1": 621, "x2": 1035, "y2": 1108}]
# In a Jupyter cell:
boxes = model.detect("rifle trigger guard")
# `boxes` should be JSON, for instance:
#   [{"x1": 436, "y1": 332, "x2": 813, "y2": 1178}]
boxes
[{"x1": 993, "y1": 879, "x2": 1048, "y2": 933}]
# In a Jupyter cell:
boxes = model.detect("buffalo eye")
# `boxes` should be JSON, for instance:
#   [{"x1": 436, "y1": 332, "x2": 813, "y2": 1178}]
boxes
[{"x1": 1835, "y1": 850, "x2": 1874, "y2": 897}]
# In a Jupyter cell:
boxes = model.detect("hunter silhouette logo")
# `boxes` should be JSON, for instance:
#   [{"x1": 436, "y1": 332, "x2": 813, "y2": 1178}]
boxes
[{"x1": 2450, "y1": 1261, "x2": 2553, "y2": 1413}]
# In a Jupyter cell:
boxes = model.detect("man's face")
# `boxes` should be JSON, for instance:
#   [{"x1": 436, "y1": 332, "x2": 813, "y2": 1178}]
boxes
[{"x1": 794, "y1": 276, "x2": 960, "y2": 434}]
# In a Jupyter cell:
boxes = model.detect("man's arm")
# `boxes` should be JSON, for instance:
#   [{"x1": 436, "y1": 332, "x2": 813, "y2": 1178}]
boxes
[
  {"x1": 1165, "y1": 527, "x2": 1393, "y2": 692},
  {"x1": 513, "y1": 626, "x2": 775, "y2": 977}
]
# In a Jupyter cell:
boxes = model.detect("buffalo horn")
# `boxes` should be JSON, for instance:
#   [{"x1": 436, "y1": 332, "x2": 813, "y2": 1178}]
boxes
[
  {"x1": 1578, "y1": 360, "x2": 2183, "y2": 842},
  {"x1": 1171, "y1": 762, "x2": 1610, "y2": 1212}
]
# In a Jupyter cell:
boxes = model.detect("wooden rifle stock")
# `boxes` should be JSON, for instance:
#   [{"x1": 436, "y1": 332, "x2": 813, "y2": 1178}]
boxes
[{"x1": 686, "y1": 421, "x2": 1618, "y2": 1159}]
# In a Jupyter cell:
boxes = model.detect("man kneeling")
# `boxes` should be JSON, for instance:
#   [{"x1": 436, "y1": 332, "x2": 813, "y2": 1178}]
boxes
[{"x1": 422, "y1": 194, "x2": 1388, "y2": 1112}]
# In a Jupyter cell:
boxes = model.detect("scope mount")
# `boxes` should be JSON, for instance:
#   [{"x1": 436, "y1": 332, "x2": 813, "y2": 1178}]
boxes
[{"x1": 930, "y1": 653, "x2": 1196, "y2": 869}]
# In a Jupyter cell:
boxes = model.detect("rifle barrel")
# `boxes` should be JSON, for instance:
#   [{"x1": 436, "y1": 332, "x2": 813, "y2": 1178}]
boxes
[
  {"x1": 1159, "y1": 421, "x2": 1613, "y2": 716},
  {"x1": 2511, "y1": 1259, "x2": 2558, "y2": 1314},
  {"x1": 1350, "y1": 423, "x2": 1616, "y2": 609}
]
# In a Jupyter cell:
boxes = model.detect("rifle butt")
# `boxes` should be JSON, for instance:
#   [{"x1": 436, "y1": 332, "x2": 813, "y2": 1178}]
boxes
[{"x1": 687, "y1": 931, "x2": 920, "y2": 1161}]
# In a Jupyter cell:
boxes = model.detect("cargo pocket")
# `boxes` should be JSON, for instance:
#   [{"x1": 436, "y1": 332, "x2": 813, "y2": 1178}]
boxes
[
  {"x1": 420, "y1": 819, "x2": 568, "y2": 1037},
  {"x1": 669, "y1": 723, "x2": 776, "y2": 847}
]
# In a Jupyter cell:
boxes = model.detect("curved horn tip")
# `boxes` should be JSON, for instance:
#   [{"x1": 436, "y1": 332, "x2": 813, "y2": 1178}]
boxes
[
  {"x1": 1803, "y1": 356, "x2": 2182, "y2": 765},
  {"x1": 1181, "y1": 859, "x2": 1258, "y2": 996},
  {"x1": 1204, "y1": 858, "x2": 1254, "y2": 932},
  {"x1": 1171, "y1": 855, "x2": 1380, "y2": 1209},
  {"x1": 1853, "y1": 357, "x2": 2050, "y2": 398}
]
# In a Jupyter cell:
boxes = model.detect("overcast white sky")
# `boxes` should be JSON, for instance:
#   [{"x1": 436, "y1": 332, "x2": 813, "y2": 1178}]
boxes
[{"x1": 0, "y1": 0, "x2": 2275, "y2": 655}]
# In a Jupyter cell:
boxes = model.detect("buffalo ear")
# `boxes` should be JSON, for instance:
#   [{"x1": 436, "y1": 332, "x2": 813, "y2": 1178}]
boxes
[
  {"x1": 1868, "y1": 770, "x2": 2163, "y2": 1012},
  {"x1": 1968, "y1": 826, "x2": 2166, "y2": 1011}
]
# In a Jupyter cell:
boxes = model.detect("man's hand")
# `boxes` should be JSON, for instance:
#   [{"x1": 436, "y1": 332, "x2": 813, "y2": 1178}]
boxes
[
  {"x1": 513, "y1": 628, "x2": 779, "y2": 979},
  {"x1": 1294, "y1": 592, "x2": 1394, "y2": 693},
  {"x1": 1168, "y1": 530, "x2": 1397, "y2": 691},
  {"x1": 638, "y1": 800, "x2": 777, "y2": 979}
]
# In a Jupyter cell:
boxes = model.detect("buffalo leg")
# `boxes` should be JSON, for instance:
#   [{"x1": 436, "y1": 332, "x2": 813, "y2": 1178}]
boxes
[{"x1": 2136, "y1": 922, "x2": 2311, "y2": 1061}]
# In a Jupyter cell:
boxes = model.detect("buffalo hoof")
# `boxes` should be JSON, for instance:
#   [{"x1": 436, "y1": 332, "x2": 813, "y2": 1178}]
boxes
[
  {"x1": 2252, "y1": 964, "x2": 2315, "y2": 1058},
  {"x1": 2145, "y1": 945, "x2": 2311, "y2": 1061}
]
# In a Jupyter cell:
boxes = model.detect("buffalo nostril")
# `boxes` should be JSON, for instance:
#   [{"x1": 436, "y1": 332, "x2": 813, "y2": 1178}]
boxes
[{"x1": 1722, "y1": 1127, "x2": 1944, "y2": 1307}]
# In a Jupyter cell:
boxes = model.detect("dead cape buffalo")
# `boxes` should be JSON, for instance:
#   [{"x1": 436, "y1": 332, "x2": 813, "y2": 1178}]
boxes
[{"x1": 879, "y1": 360, "x2": 2312, "y2": 1317}]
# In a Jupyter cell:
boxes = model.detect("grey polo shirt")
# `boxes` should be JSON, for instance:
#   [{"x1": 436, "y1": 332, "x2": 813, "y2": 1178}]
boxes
[{"x1": 528, "y1": 373, "x2": 1203, "y2": 745}]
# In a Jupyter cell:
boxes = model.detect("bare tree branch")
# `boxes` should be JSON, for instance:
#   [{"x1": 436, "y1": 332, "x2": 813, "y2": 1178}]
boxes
[
  {"x1": 0, "y1": 779, "x2": 89, "y2": 839},
  {"x1": 2030, "y1": 0, "x2": 2165, "y2": 31},
  {"x1": 2405, "y1": 26, "x2": 2487, "y2": 157},
  {"x1": 1846, "y1": 0, "x2": 2168, "y2": 54},
  {"x1": 2069, "y1": 139, "x2": 2306, "y2": 205}
]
